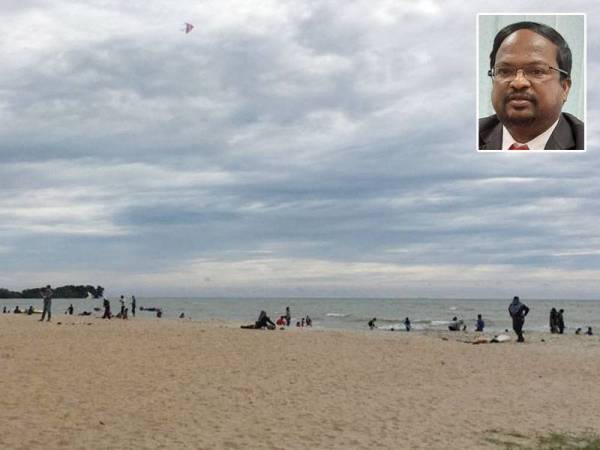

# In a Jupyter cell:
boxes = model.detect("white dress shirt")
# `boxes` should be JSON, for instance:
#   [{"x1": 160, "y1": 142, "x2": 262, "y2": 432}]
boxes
[{"x1": 502, "y1": 118, "x2": 560, "y2": 150}]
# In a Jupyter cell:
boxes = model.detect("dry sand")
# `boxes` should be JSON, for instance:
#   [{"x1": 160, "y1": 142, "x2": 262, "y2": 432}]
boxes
[{"x1": 1, "y1": 314, "x2": 599, "y2": 449}]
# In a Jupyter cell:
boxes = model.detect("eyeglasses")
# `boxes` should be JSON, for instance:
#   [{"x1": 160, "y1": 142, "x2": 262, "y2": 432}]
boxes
[{"x1": 488, "y1": 63, "x2": 569, "y2": 82}]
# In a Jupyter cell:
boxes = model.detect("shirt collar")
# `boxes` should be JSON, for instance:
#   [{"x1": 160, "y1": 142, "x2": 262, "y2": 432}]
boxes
[{"x1": 501, "y1": 118, "x2": 560, "y2": 151}]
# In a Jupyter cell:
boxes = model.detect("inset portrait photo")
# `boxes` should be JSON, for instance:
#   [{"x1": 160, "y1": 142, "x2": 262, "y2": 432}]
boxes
[{"x1": 477, "y1": 14, "x2": 585, "y2": 151}]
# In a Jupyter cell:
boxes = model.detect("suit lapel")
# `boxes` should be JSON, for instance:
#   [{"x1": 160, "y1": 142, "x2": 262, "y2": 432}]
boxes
[
  {"x1": 545, "y1": 114, "x2": 574, "y2": 150},
  {"x1": 481, "y1": 121, "x2": 503, "y2": 150}
]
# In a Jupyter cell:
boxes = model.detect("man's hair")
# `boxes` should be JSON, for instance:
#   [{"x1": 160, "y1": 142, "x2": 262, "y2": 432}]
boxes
[{"x1": 489, "y1": 21, "x2": 572, "y2": 81}]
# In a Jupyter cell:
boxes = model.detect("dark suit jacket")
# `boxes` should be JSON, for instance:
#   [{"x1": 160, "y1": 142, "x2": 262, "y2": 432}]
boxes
[{"x1": 479, "y1": 112, "x2": 584, "y2": 150}]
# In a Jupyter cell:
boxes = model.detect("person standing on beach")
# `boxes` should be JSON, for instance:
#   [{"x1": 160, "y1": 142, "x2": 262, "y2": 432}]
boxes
[
  {"x1": 476, "y1": 314, "x2": 485, "y2": 332},
  {"x1": 557, "y1": 309, "x2": 565, "y2": 334},
  {"x1": 285, "y1": 306, "x2": 291, "y2": 326},
  {"x1": 549, "y1": 308, "x2": 558, "y2": 333},
  {"x1": 119, "y1": 296, "x2": 125, "y2": 317},
  {"x1": 508, "y1": 296, "x2": 530, "y2": 342},
  {"x1": 131, "y1": 295, "x2": 136, "y2": 317},
  {"x1": 39, "y1": 285, "x2": 53, "y2": 322},
  {"x1": 102, "y1": 298, "x2": 111, "y2": 319},
  {"x1": 404, "y1": 317, "x2": 411, "y2": 331}
]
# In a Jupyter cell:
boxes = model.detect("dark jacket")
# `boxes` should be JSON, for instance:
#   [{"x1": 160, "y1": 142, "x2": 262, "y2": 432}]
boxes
[{"x1": 479, "y1": 112, "x2": 584, "y2": 150}]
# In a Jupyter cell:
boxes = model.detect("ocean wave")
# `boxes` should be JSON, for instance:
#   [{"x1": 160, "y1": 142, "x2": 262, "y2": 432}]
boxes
[{"x1": 326, "y1": 313, "x2": 350, "y2": 318}]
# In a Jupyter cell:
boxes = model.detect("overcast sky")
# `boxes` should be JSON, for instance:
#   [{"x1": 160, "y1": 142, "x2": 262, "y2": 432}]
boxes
[{"x1": 2, "y1": 0, "x2": 600, "y2": 298}]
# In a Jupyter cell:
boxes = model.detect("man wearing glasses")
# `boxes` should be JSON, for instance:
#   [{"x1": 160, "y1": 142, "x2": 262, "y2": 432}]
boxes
[{"x1": 479, "y1": 22, "x2": 584, "y2": 150}]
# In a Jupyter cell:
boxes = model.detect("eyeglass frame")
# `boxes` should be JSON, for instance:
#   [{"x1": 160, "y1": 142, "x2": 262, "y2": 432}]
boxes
[{"x1": 487, "y1": 64, "x2": 570, "y2": 82}]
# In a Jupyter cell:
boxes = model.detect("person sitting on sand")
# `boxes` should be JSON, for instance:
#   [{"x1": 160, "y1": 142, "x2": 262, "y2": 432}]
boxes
[
  {"x1": 586, "y1": 327, "x2": 593, "y2": 336},
  {"x1": 78, "y1": 311, "x2": 92, "y2": 316},
  {"x1": 241, "y1": 310, "x2": 276, "y2": 330},
  {"x1": 179, "y1": 312, "x2": 185, "y2": 319},
  {"x1": 476, "y1": 314, "x2": 485, "y2": 332},
  {"x1": 276, "y1": 316, "x2": 286, "y2": 326},
  {"x1": 368, "y1": 318, "x2": 377, "y2": 330},
  {"x1": 27, "y1": 306, "x2": 34, "y2": 315},
  {"x1": 13, "y1": 305, "x2": 22, "y2": 314},
  {"x1": 404, "y1": 317, "x2": 411, "y2": 331}
]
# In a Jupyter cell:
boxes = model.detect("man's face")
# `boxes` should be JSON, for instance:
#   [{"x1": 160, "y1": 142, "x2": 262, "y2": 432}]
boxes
[{"x1": 491, "y1": 29, "x2": 571, "y2": 132}]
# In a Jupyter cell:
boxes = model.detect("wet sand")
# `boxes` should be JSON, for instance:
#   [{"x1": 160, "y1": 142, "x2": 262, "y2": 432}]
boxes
[{"x1": 1, "y1": 314, "x2": 599, "y2": 449}]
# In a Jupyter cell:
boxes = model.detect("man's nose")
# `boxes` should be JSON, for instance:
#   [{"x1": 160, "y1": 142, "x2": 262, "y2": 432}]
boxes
[{"x1": 509, "y1": 69, "x2": 531, "y2": 89}]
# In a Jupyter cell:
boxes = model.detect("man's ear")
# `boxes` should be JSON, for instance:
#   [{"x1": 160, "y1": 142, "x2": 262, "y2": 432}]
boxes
[{"x1": 561, "y1": 78, "x2": 572, "y2": 103}]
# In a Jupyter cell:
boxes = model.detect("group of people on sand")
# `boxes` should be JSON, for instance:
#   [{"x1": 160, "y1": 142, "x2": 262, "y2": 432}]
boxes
[
  {"x1": 241, "y1": 306, "x2": 312, "y2": 330},
  {"x1": 362, "y1": 296, "x2": 596, "y2": 343},
  {"x1": 102, "y1": 295, "x2": 140, "y2": 319},
  {"x1": 2, "y1": 288, "x2": 196, "y2": 321}
]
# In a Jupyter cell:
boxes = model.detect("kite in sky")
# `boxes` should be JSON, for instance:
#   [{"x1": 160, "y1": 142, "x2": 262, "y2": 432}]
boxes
[{"x1": 183, "y1": 23, "x2": 194, "y2": 34}]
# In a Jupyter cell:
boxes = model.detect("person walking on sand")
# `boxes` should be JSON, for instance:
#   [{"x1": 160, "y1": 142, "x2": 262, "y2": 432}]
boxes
[
  {"x1": 102, "y1": 298, "x2": 111, "y2": 319},
  {"x1": 557, "y1": 309, "x2": 565, "y2": 334},
  {"x1": 508, "y1": 296, "x2": 530, "y2": 343},
  {"x1": 39, "y1": 285, "x2": 53, "y2": 322},
  {"x1": 131, "y1": 295, "x2": 136, "y2": 317}
]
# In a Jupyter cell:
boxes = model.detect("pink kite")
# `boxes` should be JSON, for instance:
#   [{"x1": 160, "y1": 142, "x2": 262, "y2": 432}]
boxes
[{"x1": 184, "y1": 23, "x2": 194, "y2": 34}]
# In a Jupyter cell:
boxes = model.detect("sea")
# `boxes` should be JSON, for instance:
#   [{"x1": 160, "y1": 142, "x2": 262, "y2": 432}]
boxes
[{"x1": 2, "y1": 297, "x2": 599, "y2": 334}]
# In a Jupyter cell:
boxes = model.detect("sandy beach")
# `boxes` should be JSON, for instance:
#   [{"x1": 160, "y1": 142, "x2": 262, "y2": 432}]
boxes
[{"x1": 1, "y1": 314, "x2": 599, "y2": 449}]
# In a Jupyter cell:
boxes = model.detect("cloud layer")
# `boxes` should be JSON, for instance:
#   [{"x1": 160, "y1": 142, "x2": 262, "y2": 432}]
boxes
[{"x1": 2, "y1": 0, "x2": 600, "y2": 297}]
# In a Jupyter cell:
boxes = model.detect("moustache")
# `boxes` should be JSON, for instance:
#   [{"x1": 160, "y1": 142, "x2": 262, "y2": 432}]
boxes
[{"x1": 504, "y1": 93, "x2": 537, "y2": 104}]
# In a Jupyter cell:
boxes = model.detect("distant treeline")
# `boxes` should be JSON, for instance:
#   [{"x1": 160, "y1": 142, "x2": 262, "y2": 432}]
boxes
[{"x1": 0, "y1": 285, "x2": 104, "y2": 299}]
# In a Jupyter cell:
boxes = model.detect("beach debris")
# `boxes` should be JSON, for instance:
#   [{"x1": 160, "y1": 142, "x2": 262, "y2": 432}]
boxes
[
  {"x1": 183, "y1": 22, "x2": 194, "y2": 34},
  {"x1": 490, "y1": 334, "x2": 511, "y2": 343}
]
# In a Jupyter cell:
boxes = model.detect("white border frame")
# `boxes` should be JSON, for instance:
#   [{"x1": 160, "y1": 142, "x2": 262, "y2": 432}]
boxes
[{"x1": 476, "y1": 12, "x2": 587, "y2": 153}]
